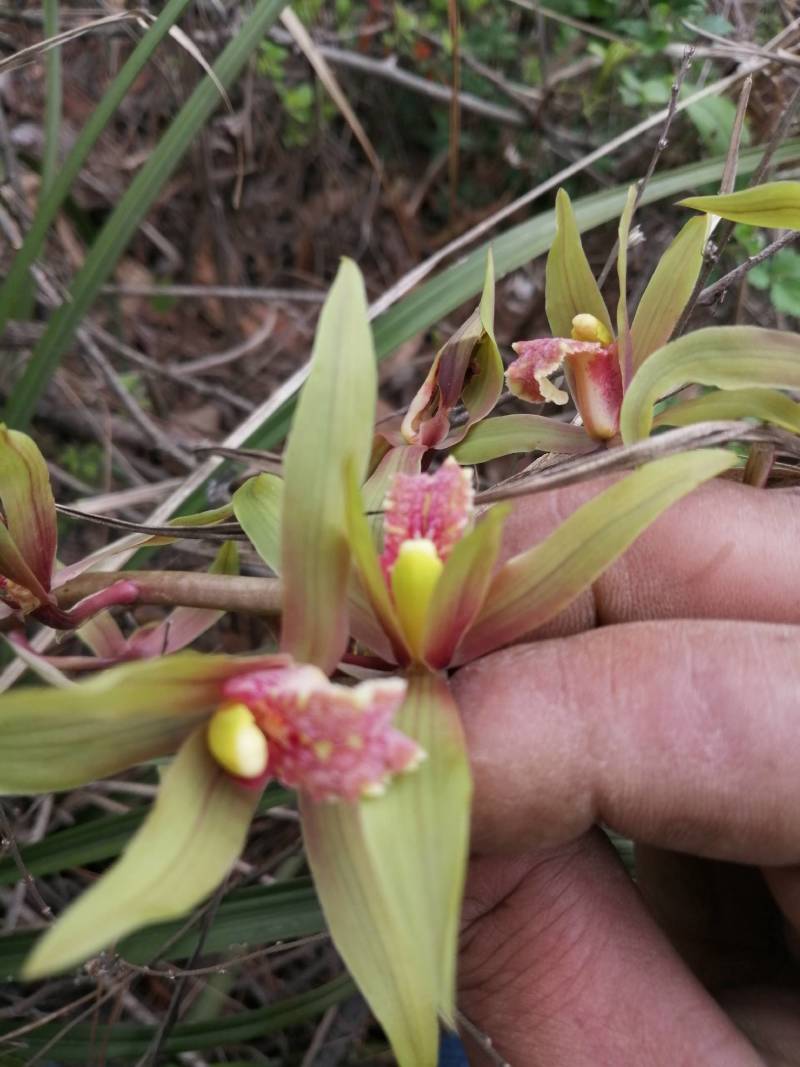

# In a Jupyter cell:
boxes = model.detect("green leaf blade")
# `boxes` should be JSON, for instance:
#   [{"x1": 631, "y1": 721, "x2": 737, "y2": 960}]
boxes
[
  {"x1": 630, "y1": 215, "x2": 708, "y2": 371},
  {"x1": 452, "y1": 413, "x2": 594, "y2": 464},
  {"x1": 456, "y1": 449, "x2": 737, "y2": 663},
  {"x1": 620, "y1": 325, "x2": 800, "y2": 442},
  {"x1": 679, "y1": 180, "x2": 800, "y2": 229},
  {"x1": 280, "y1": 259, "x2": 376, "y2": 671},
  {"x1": 23, "y1": 728, "x2": 260, "y2": 978}
]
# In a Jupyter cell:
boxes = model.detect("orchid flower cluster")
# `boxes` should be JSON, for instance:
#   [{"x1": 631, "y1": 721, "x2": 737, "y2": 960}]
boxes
[{"x1": 1, "y1": 179, "x2": 799, "y2": 1065}]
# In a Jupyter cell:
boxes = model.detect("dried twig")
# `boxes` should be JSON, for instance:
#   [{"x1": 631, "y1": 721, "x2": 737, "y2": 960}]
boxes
[
  {"x1": 475, "y1": 421, "x2": 800, "y2": 505},
  {"x1": 597, "y1": 47, "x2": 695, "y2": 289},
  {"x1": 696, "y1": 230, "x2": 800, "y2": 305},
  {"x1": 674, "y1": 75, "x2": 754, "y2": 335}
]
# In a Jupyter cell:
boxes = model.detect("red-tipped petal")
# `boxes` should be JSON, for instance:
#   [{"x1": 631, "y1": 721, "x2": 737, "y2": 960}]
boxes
[
  {"x1": 565, "y1": 341, "x2": 624, "y2": 440},
  {"x1": 506, "y1": 338, "x2": 570, "y2": 405}
]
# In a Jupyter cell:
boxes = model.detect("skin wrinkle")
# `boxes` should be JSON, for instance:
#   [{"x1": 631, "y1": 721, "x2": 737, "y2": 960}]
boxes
[
  {"x1": 497, "y1": 480, "x2": 800, "y2": 639},
  {"x1": 455, "y1": 621, "x2": 800, "y2": 863}
]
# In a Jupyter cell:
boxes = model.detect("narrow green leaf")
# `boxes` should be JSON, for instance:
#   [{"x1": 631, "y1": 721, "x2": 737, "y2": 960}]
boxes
[
  {"x1": 631, "y1": 216, "x2": 708, "y2": 370},
  {"x1": 0, "y1": 786, "x2": 291, "y2": 888},
  {"x1": 0, "y1": 0, "x2": 194, "y2": 339},
  {"x1": 281, "y1": 259, "x2": 376, "y2": 671},
  {"x1": 301, "y1": 669, "x2": 470, "y2": 1064},
  {"x1": 0, "y1": 652, "x2": 283, "y2": 794},
  {"x1": 679, "y1": 180, "x2": 800, "y2": 229},
  {"x1": 455, "y1": 449, "x2": 737, "y2": 663},
  {"x1": 545, "y1": 187, "x2": 612, "y2": 339},
  {"x1": 42, "y1": 0, "x2": 61, "y2": 197},
  {"x1": 423, "y1": 506, "x2": 511, "y2": 670},
  {"x1": 620, "y1": 326, "x2": 800, "y2": 442},
  {"x1": 616, "y1": 185, "x2": 637, "y2": 383},
  {"x1": 4, "y1": 0, "x2": 287, "y2": 430},
  {"x1": 0, "y1": 427, "x2": 56, "y2": 592},
  {"x1": 1, "y1": 974, "x2": 351, "y2": 1059},
  {"x1": 233, "y1": 472, "x2": 283, "y2": 573},
  {"x1": 23, "y1": 728, "x2": 260, "y2": 979},
  {"x1": 653, "y1": 387, "x2": 800, "y2": 433},
  {"x1": 452, "y1": 413, "x2": 594, "y2": 464}
]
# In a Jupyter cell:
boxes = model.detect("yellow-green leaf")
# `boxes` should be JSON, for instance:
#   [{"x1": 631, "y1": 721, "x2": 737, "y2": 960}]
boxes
[
  {"x1": 423, "y1": 505, "x2": 510, "y2": 669},
  {"x1": 281, "y1": 259, "x2": 376, "y2": 672},
  {"x1": 0, "y1": 652, "x2": 284, "y2": 794},
  {"x1": 452, "y1": 413, "x2": 595, "y2": 465},
  {"x1": 545, "y1": 188, "x2": 612, "y2": 338},
  {"x1": 631, "y1": 216, "x2": 708, "y2": 371},
  {"x1": 301, "y1": 668, "x2": 470, "y2": 1064},
  {"x1": 23, "y1": 727, "x2": 259, "y2": 978},
  {"x1": 460, "y1": 249, "x2": 504, "y2": 429},
  {"x1": 455, "y1": 449, "x2": 736, "y2": 663},
  {"x1": 0, "y1": 427, "x2": 56, "y2": 593},
  {"x1": 653, "y1": 387, "x2": 800, "y2": 433},
  {"x1": 679, "y1": 181, "x2": 800, "y2": 229},
  {"x1": 233, "y1": 472, "x2": 283, "y2": 574},
  {"x1": 620, "y1": 326, "x2": 800, "y2": 442}
]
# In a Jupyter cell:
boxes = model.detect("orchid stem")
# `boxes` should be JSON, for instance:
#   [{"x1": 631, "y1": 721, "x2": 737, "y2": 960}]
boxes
[{"x1": 55, "y1": 570, "x2": 283, "y2": 616}]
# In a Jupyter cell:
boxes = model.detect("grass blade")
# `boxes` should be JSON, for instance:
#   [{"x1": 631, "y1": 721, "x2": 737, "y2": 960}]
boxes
[
  {"x1": 0, "y1": 0, "x2": 194, "y2": 335},
  {"x1": 3, "y1": 0, "x2": 287, "y2": 429}
]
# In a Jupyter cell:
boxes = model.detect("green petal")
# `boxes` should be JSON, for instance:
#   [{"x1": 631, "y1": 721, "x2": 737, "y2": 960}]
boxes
[
  {"x1": 653, "y1": 387, "x2": 800, "y2": 433},
  {"x1": 233, "y1": 472, "x2": 283, "y2": 573},
  {"x1": 301, "y1": 668, "x2": 471, "y2": 1064},
  {"x1": 679, "y1": 181, "x2": 800, "y2": 229},
  {"x1": 460, "y1": 249, "x2": 504, "y2": 429},
  {"x1": 0, "y1": 652, "x2": 284, "y2": 794},
  {"x1": 545, "y1": 188, "x2": 612, "y2": 338},
  {"x1": 452, "y1": 413, "x2": 594, "y2": 464},
  {"x1": 631, "y1": 216, "x2": 708, "y2": 371},
  {"x1": 281, "y1": 259, "x2": 376, "y2": 672},
  {"x1": 423, "y1": 504, "x2": 510, "y2": 669},
  {"x1": 23, "y1": 727, "x2": 259, "y2": 978},
  {"x1": 455, "y1": 449, "x2": 736, "y2": 663},
  {"x1": 0, "y1": 427, "x2": 56, "y2": 594},
  {"x1": 616, "y1": 185, "x2": 637, "y2": 383},
  {"x1": 344, "y1": 461, "x2": 407, "y2": 662},
  {"x1": 620, "y1": 326, "x2": 800, "y2": 442}
]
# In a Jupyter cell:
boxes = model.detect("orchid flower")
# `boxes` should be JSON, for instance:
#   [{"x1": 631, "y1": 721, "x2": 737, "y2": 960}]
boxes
[
  {"x1": 466, "y1": 182, "x2": 800, "y2": 463},
  {"x1": 0, "y1": 259, "x2": 742, "y2": 1067},
  {"x1": 501, "y1": 186, "x2": 711, "y2": 443}
]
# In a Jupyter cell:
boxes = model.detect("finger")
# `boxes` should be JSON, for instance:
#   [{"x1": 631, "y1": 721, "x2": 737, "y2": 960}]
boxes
[
  {"x1": 453, "y1": 619, "x2": 800, "y2": 863},
  {"x1": 498, "y1": 480, "x2": 800, "y2": 636},
  {"x1": 459, "y1": 831, "x2": 762, "y2": 1067}
]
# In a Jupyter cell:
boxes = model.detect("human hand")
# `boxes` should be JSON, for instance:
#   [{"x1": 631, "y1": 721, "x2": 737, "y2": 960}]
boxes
[{"x1": 453, "y1": 478, "x2": 800, "y2": 1066}]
